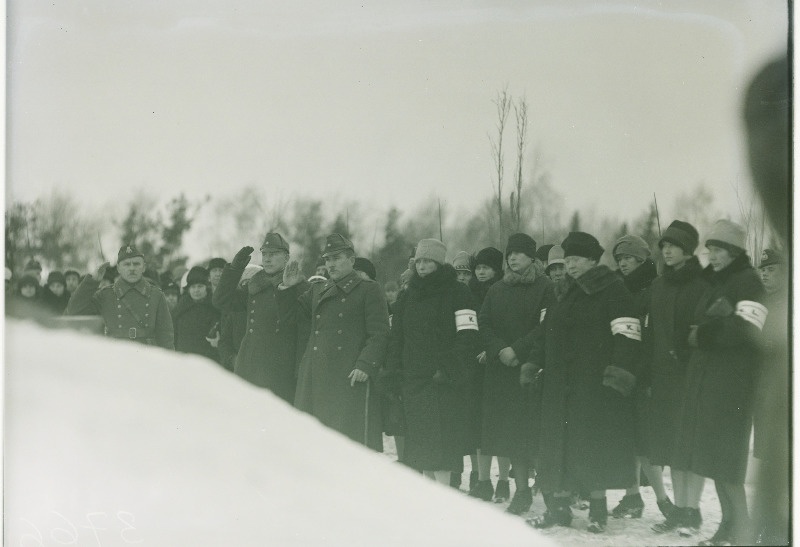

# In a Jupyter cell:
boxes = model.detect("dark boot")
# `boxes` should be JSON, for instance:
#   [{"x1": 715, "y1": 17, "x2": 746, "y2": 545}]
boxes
[
  {"x1": 493, "y1": 479, "x2": 510, "y2": 502},
  {"x1": 505, "y1": 487, "x2": 533, "y2": 516},
  {"x1": 468, "y1": 470, "x2": 479, "y2": 491},
  {"x1": 468, "y1": 480, "x2": 494, "y2": 501},
  {"x1": 527, "y1": 494, "x2": 573, "y2": 529},
  {"x1": 587, "y1": 497, "x2": 608, "y2": 534},
  {"x1": 652, "y1": 505, "x2": 684, "y2": 534},
  {"x1": 657, "y1": 496, "x2": 677, "y2": 519},
  {"x1": 611, "y1": 493, "x2": 644, "y2": 518},
  {"x1": 678, "y1": 507, "x2": 703, "y2": 537},
  {"x1": 698, "y1": 520, "x2": 733, "y2": 546},
  {"x1": 449, "y1": 472, "x2": 462, "y2": 489}
]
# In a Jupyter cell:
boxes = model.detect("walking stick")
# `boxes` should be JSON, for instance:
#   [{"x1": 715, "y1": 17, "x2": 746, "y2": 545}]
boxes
[{"x1": 363, "y1": 380, "x2": 371, "y2": 447}]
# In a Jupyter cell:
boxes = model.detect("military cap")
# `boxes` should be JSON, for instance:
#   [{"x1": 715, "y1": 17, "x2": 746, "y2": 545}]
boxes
[
  {"x1": 759, "y1": 249, "x2": 785, "y2": 268},
  {"x1": 260, "y1": 232, "x2": 290, "y2": 253},
  {"x1": 117, "y1": 244, "x2": 144, "y2": 262},
  {"x1": 322, "y1": 233, "x2": 355, "y2": 258},
  {"x1": 24, "y1": 259, "x2": 42, "y2": 272}
]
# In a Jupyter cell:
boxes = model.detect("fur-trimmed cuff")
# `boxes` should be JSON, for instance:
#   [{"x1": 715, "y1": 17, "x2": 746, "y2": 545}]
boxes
[{"x1": 602, "y1": 365, "x2": 636, "y2": 397}]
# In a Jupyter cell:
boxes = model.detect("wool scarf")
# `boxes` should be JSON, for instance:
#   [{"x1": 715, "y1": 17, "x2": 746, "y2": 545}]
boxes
[{"x1": 502, "y1": 262, "x2": 539, "y2": 286}]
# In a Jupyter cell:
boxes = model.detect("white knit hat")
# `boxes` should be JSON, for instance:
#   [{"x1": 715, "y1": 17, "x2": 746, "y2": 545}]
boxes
[{"x1": 415, "y1": 239, "x2": 447, "y2": 264}]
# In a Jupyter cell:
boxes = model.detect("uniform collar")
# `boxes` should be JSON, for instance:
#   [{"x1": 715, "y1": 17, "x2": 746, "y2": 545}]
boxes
[
  {"x1": 114, "y1": 277, "x2": 150, "y2": 298},
  {"x1": 333, "y1": 270, "x2": 362, "y2": 294}
]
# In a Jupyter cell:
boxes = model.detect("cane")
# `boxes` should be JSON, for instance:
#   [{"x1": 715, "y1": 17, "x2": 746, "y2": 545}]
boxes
[{"x1": 363, "y1": 380, "x2": 371, "y2": 447}]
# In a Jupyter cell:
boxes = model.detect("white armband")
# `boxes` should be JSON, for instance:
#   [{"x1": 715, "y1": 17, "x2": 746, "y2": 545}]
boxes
[
  {"x1": 539, "y1": 308, "x2": 547, "y2": 323},
  {"x1": 455, "y1": 309, "x2": 478, "y2": 331},
  {"x1": 735, "y1": 300, "x2": 767, "y2": 330},
  {"x1": 610, "y1": 317, "x2": 641, "y2": 341}
]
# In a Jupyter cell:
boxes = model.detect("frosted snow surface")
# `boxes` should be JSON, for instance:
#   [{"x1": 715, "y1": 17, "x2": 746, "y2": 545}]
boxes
[{"x1": 4, "y1": 320, "x2": 555, "y2": 546}]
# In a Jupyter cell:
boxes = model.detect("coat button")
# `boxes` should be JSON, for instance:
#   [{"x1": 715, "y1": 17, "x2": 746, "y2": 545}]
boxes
[
  {"x1": 251, "y1": 310, "x2": 255, "y2": 314},
  {"x1": 118, "y1": 314, "x2": 122, "y2": 318},
  {"x1": 338, "y1": 330, "x2": 342, "y2": 334},
  {"x1": 145, "y1": 313, "x2": 149, "y2": 317},
  {"x1": 337, "y1": 346, "x2": 342, "y2": 350},
  {"x1": 145, "y1": 303, "x2": 149, "y2": 307},
  {"x1": 117, "y1": 304, "x2": 122, "y2": 309},
  {"x1": 341, "y1": 298, "x2": 346, "y2": 302},
  {"x1": 315, "y1": 330, "x2": 319, "y2": 335},
  {"x1": 118, "y1": 325, "x2": 123, "y2": 328},
  {"x1": 313, "y1": 346, "x2": 318, "y2": 351},
  {"x1": 252, "y1": 300, "x2": 256, "y2": 304},
  {"x1": 316, "y1": 314, "x2": 321, "y2": 319},
  {"x1": 338, "y1": 313, "x2": 343, "y2": 318},
  {"x1": 275, "y1": 329, "x2": 280, "y2": 333},
  {"x1": 250, "y1": 319, "x2": 255, "y2": 323},
  {"x1": 249, "y1": 329, "x2": 254, "y2": 333}
]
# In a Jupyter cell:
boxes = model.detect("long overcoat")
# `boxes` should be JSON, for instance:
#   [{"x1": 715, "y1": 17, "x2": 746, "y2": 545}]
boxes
[
  {"x1": 65, "y1": 276, "x2": 174, "y2": 349},
  {"x1": 479, "y1": 267, "x2": 553, "y2": 462},
  {"x1": 212, "y1": 265, "x2": 308, "y2": 403},
  {"x1": 644, "y1": 256, "x2": 708, "y2": 466},
  {"x1": 386, "y1": 265, "x2": 479, "y2": 471},
  {"x1": 172, "y1": 293, "x2": 220, "y2": 362},
  {"x1": 672, "y1": 254, "x2": 766, "y2": 484},
  {"x1": 294, "y1": 271, "x2": 390, "y2": 451},
  {"x1": 532, "y1": 265, "x2": 640, "y2": 493}
]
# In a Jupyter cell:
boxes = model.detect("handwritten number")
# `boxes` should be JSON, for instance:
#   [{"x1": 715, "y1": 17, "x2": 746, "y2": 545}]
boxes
[
  {"x1": 49, "y1": 511, "x2": 79, "y2": 544},
  {"x1": 117, "y1": 511, "x2": 143, "y2": 544},
  {"x1": 18, "y1": 518, "x2": 44, "y2": 547},
  {"x1": 81, "y1": 512, "x2": 108, "y2": 547}
]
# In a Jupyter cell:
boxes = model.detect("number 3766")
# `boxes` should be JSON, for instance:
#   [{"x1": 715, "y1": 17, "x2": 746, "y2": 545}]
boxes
[{"x1": 17, "y1": 510, "x2": 142, "y2": 546}]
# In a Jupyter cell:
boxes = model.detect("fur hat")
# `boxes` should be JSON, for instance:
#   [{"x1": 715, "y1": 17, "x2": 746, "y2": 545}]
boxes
[
  {"x1": 185, "y1": 266, "x2": 209, "y2": 287},
  {"x1": 613, "y1": 235, "x2": 651, "y2": 261},
  {"x1": 706, "y1": 219, "x2": 747, "y2": 255},
  {"x1": 414, "y1": 239, "x2": 447, "y2": 264},
  {"x1": 452, "y1": 251, "x2": 472, "y2": 272},
  {"x1": 562, "y1": 232, "x2": 604, "y2": 261},
  {"x1": 659, "y1": 220, "x2": 699, "y2": 255},
  {"x1": 474, "y1": 247, "x2": 504, "y2": 273},
  {"x1": 505, "y1": 233, "x2": 537, "y2": 261},
  {"x1": 18, "y1": 274, "x2": 39, "y2": 289},
  {"x1": 208, "y1": 257, "x2": 227, "y2": 271},
  {"x1": 535, "y1": 244, "x2": 554, "y2": 264},
  {"x1": 354, "y1": 257, "x2": 377, "y2": 281},
  {"x1": 47, "y1": 271, "x2": 65, "y2": 285}
]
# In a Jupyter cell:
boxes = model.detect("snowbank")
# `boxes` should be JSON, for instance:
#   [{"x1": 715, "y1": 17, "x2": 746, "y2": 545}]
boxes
[{"x1": 4, "y1": 320, "x2": 554, "y2": 546}]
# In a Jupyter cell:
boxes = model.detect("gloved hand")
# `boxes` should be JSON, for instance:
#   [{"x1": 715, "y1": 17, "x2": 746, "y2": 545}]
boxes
[
  {"x1": 519, "y1": 362, "x2": 540, "y2": 386},
  {"x1": 499, "y1": 347, "x2": 518, "y2": 366},
  {"x1": 232, "y1": 246, "x2": 254, "y2": 269}
]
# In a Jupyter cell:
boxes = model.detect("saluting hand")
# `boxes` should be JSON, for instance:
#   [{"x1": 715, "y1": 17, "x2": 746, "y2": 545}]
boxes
[
  {"x1": 282, "y1": 259, "x2": 304, "y2": 288},
  {"x1": 349, "y1": 368, "x2": 369, "y2": 387},
  {"x1": 232, "y1": 246, "x2": 254, "y2": 269},
  {"x1": 94, "y1": 261, "x2": 110, "y2": 281}
]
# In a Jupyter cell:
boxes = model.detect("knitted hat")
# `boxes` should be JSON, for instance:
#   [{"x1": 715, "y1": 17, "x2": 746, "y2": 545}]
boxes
[
  {"x1": 659, "y1": 220, "x2": 699, "y2": 255},
  {"x1": 759, "y1": 249, "x2": 784, "y2": 268},
  {"x1": 18, "y1": 274, "x2": 39, "y2": 289},
  {"x1": 452, "y1": 251, "x2": 472, "y2": 272},
  {"x1": 354, "y1": 257, "x2": 377, "y2": 281},
  {"x1": 321, "y1": 233, "x2": 354, "y2": 258},
  {"x1": 535, "y1": 244, "x2": 554, "y2": 264},
  {"x1": 186, "y1": 266, "x2": 209, "y2": 287},
  {"x1": 706, "y1": 220, "x2": 747, "y2": 255},
  {"x1": 47, "y1": 271, "x2": 65, "y2": 285},
  {"x1": 24, "y1": 259, "x2": 42, "y2": 272},
  {"x1": 546, "y1": 245, "x2": 566, "y2": 269},
  {"x1": 261, "y1": 233, "x2": 290, "y2": 253},
  {"x1": 562, "y1": 232, "x2": 604, "y2": 261},
  {"x1": 414, "y1": 239, "x2": 447, "y2": 264},
  {"x1": 208, "y1": 257, "x2": 227, "y2": 271},
  {"x1": 613, "y1": 235, "x2": 651, "y2": 261},
  {"x1": 505, "y1": 233, "x2": 537, "y2": 261},
  {"x1": 474, "y1": 247, "x2": 504, "y2": 273}
]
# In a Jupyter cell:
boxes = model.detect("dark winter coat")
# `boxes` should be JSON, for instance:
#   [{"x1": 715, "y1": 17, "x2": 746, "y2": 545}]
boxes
[
  {"x1": 41, "y1": 286, "x2": 70, "y2": 316},
  {"x1": 644, "y1": 256, "x2": 708, "y2": 466},
  {"x1": 65, "y1": 276, "x2": 174, "y2": 349},
  {"x1": 479, "y1": 265, "x2": 554, "y2": 462},
  {"x1": 673, "y1": 254, "x2": 766, "y2": 484},
  {"x1": 532, "y1": 265, "x2": 640, "y2": 493},
  {"x1": 295, "y1": 270, "x2": 390, "y2": 451},
  {"x1": 212, "y1": 264, "x2": 308, "y2": 403},
  {"x1": 172, "y1": 293, "x2": 220, "y2": 362},
  {"x1": 386, "y1": 265, "x2": 479, "y2": 471},
  {"x1": 218, "y1": 306, "x2": 246, "y2": 373}
]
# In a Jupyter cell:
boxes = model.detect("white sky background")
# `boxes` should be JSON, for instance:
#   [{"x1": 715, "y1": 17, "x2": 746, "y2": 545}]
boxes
[{"x1": 6, "y1": 1, "x2": 788, "y2": 259}]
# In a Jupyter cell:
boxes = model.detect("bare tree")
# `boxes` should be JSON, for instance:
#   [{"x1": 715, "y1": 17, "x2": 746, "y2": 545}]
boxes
[
  {"x1": 510, "y1": 96, "x2": 528, "y2": 231},
  {"x1": 489, "y1": 86, "x2": 512, "y2": 238}
]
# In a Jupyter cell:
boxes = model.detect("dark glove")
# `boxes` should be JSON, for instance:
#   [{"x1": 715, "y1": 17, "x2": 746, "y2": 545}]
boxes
[{"x1": 232, "y1": 246, "x2": 254, "y2": 269}]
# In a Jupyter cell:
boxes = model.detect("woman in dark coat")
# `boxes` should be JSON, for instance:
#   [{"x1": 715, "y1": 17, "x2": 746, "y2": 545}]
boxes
[
  {"x1": 646, "y1": 221, "x2": 709, "y2": 536},
  {"x1": 41, "y1": 271, "x2": 70, "y2": 316},
  {"x1": 478, "y1": 234, "x2": 553, "y2": 515},
  {"x1": 527, "y1": 232, "x2": 640, "y2": 534},
  {"x1": 609, "y1": 235, "x2": 668, "y2": 520},
  {"x1": 672, "y1": 220, "x2": 766, "y2": 546},
  {"x1": 385, "y1": 238, "x2": 479, "y2": 485},
  {"x1": 173, "y1": 266, "x2": 220, "y2": 363}
]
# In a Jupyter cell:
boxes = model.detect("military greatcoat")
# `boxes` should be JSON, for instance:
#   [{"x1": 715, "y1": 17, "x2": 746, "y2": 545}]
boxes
[
  {"x1": 65, "y1": 276, "x2": 174, "y2": 349},
  {"x1": 294, "y1": 271, "x2": 390, "y2": 450}
]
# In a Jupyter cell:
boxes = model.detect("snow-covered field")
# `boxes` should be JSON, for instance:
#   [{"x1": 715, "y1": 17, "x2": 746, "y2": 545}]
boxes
[{"x1": 4, "y1": 320, "x2": 758, "y2": 546}]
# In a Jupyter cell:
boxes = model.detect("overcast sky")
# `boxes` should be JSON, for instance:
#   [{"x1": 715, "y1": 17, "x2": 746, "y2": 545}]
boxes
[{"x1": 7, "y1": 1, "x2": 788, "y2": 229}]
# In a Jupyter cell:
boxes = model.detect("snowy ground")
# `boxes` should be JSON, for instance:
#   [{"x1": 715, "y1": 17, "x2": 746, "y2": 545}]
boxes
[{"x1": 4, "y1": 319, "x2": 761, "y2": 546}]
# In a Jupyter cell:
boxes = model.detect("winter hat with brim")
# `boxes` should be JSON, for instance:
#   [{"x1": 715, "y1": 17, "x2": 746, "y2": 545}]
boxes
[
  {"x1": 186, "y1": 266, "x2": 210, "y2": 287},
  {"x1": 546, "y1": 245, "x2": 566, "y2": 269},
  {"x1": 19, "y1": 275, "x2": 38, "y2": 289},
  {"x1": 452, "y1": 251, "x2": 472, "y2": 272},
  {"x1": 759, "y1": 249, "x2": 784, "y2": 268},
  {"x1": 505, "y1": 233, "x2": 537, "y2": 261},
  {"x1": 47, "y1": 271, "x2": 65, "y2": 285},
  {"x1": 208, "y1": 257, "x2": 227, "y2": 271},
  {"x1": 474, "y1": 247, "x2": 504, "y2": 273},
  {"x1": 354, "y1": 257, "x2": 377, "y2": 281},
  {"x1": 706, "y1": 219, "x2": 747, "y2": 256},
  {"x1": 613, "y1": 235, "x2": 651, "y2": 261},
  {"x1": 535, "y1": 244, "x2": 554, "y2": 264},
  {"x1": 659, "y1": 220, "x2": 699, "y2": 255},
  {"x1": 562, "y1": 232, "x2": 604, "y2": 261},
  {"x1": 414, "y1": 239, "x2": 447, "y2": 264}
]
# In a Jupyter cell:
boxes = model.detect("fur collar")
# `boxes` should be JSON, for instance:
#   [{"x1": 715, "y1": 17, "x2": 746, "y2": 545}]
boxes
[
  {"x1": 575, "y1": 265, "x2": 620, "y2": 295},
  {"x1": 502, "y1": 262, "x2": 539, "y2": 286},
  {"x1": 662, "y1": 255, "x2": 703, "y2": 284},
  {"x1": 702, "y1": 252, "x2": 753, "y2": 285},
  {"x1": 248, "y1": 269, "x2": 284, "y2": 294},
  {"x1": 409, "y1": 263, "x2": 457, "y2": 296},
  {"x1": 621, "y1": 259, "x2": 657, "y2": 293}
]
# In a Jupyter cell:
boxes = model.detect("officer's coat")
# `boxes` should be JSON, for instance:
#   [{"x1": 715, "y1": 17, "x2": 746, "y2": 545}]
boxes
[
  {"x1": 294, "y1": 271, "x2": 390, "y2": 450},
  {"x1": 65, "y1": 276, "x2": 174, "y2": 349}
]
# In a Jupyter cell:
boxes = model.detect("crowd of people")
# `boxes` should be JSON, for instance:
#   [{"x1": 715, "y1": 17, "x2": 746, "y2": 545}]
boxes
[{"x1": 4, "y1": 214, "x2": 788, "y2": 546}]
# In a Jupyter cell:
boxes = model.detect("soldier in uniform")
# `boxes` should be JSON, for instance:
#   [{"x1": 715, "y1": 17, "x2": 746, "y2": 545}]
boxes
[
  {"x1": 286, "y1": 234, "x2": 390, "y2": 450},
  {"x1": 64, "y1": 244, "x2": 174, "y2": 349}
]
